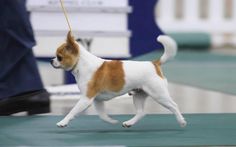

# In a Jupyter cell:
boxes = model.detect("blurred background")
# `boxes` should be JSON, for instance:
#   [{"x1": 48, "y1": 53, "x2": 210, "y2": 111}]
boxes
[{"x1": 25, "y1": 0, "x2": 236, "y2": 115}]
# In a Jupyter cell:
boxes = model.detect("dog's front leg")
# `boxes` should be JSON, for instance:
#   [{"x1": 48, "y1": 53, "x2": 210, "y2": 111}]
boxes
[
  {"x1": 94, "y1": 100, "x2": 119, "y2": 124},
  {"x1": 57, "y1": 96, "x2": 94, "y2": 128}
]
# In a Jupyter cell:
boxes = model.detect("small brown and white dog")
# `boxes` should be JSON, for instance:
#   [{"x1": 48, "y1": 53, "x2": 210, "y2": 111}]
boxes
[{"x1": 51, "y1": 31, "x2": 187, "y2": 128}]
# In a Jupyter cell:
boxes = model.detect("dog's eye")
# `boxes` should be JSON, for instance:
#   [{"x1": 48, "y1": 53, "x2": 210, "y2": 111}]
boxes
[{"x1": 57, "y1": 55, "x2": 63, "y2": 61}]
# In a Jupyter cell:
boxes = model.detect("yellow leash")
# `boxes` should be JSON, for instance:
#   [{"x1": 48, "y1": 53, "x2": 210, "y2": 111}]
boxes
[{"x1": 60, "y1": 0, "x2": 72, "y2": 32}]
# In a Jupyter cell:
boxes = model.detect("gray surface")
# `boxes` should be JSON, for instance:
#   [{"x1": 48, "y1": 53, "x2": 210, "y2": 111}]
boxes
[{"x1": 1, "y1": 114, "x2": 236, "y2": 146}]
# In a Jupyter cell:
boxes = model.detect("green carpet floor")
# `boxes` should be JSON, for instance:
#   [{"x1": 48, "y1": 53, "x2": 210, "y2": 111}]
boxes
[
  {"x1": 134, "y1": 50, "x2": 236, "y2": 95},
  {"x1": 1, "y1": 114, "x2": 236, "y2": 146}
]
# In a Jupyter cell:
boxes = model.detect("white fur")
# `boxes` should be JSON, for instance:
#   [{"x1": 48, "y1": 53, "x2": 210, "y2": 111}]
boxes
[
  {"x1": 55, "y1": 35, "x2": 186, "y2": 128},
  {"x1": 158, "y1": 35, "x2": 177, "y2": 64}
]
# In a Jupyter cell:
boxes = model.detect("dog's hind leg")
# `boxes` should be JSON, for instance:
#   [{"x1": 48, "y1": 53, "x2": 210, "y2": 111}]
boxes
[
  {"x1": 122, "y1": 90, "x2": 148, "y2": 128},
  {"x1": 143, "y1": 83, "x2": 187, "y2": 128},
  {"x1": 94, "y1": 100, "x2": 119, "y2": 124},
  {"x1": 157, "y1": 96, "x2": 187, "y2": 127}
]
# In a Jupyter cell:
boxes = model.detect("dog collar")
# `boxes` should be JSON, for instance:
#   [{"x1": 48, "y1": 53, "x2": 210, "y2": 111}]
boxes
[{"x1": 69, "y1": 61, "x2": 78, "y2": 73}]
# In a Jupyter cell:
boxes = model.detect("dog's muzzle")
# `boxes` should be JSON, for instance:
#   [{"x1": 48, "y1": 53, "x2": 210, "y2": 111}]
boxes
[{"x1": 51, "y1": 59, "x2": 61, "y2": 69}]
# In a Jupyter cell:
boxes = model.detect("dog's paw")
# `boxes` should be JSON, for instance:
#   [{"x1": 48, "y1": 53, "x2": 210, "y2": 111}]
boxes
[
  {"x1": 122, "y1": 121, "x2": 132, "y2": 128},
  {"x1": 57, "y1": 120, "x2": 69, "y2": 128},
  {"x1": 102, "y1": 117, "x2": 119, "y2": 124},
  {"x1": 179, "y1": 119, "x2": 187, "y2": 128},
  {"x1": 108, "y1": 119, "x2": 119, "y2": 124}
]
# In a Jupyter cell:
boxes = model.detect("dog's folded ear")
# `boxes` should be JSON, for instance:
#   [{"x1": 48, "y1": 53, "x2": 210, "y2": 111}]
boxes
[{"x1": 66, "y1": 31, "x2": 79, "y2": 54}]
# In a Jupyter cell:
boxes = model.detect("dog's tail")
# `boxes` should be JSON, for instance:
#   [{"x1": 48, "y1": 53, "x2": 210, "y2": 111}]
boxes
[{"x1": 157, "y1": 35, "x2": 177, "y2": 64}]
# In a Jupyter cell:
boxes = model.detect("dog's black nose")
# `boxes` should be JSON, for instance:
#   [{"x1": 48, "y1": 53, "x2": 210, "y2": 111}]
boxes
[{"x1": 50, "y1": 59, "x2": 54, "y2": 66}]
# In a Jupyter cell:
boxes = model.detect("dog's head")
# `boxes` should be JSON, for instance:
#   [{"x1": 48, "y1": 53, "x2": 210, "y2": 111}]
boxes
[{"x1": 51, "y1": 31, "x2": 79, "y2": 71}]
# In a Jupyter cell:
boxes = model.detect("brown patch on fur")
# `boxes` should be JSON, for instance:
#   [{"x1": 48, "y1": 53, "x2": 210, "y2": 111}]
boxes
[
  {"x1": 56, "y1": 31, "x2": 80, "y2": 69},
  {"x1": 152, "y1": 60, "x2": 164, "y2": 79},
  {"x1": 86, "y1": 60, "x2": 125, "y2": 98}
]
